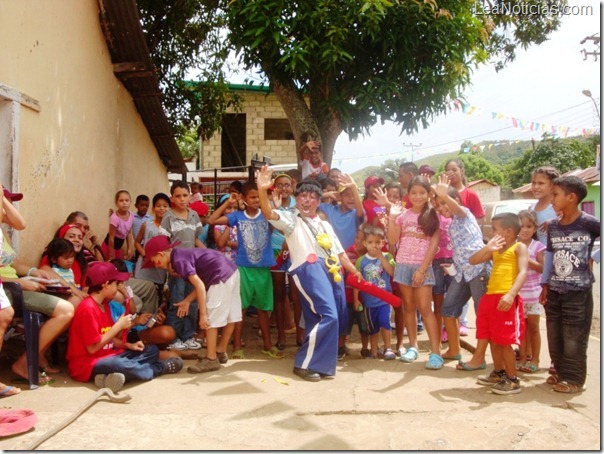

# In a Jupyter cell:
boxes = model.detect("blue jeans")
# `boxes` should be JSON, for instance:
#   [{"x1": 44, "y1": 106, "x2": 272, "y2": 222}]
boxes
[
  {"x1": 545, "y1": 288, "x2": 593, "y2": 386},
  {"x1": 91, "y1": 344, "x2": 163, "y2": 382},
  {"x1": 441, "y1": 273, "x2": 488, "y2": 319},
  {"x1": 167, "y1": 276, "x2": 198, "y2": 341}
]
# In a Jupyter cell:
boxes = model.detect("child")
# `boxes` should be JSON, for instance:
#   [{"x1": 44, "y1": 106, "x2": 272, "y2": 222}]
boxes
[
  {"x1": 190, "y1": 182, "x2": 203, "y2": 203},
  {"x1": 362, "y1": 176, "x2": 386, "y2": 228},
  {"x1": 46, "y1": 238, "x2": 77, "y2": 288},
  {"x1": 66, "y1": 261, "x2": 183, "y2": 392},
  {"x1": 190, "y1": 200, "x2": 210, "y2": 247},
  {"x1": 134, "y1": 193, "x2": 170, "y2": 289},
  {"x1": 432, "y1": 176, "x2": 491, "y2": 369},
  {"x1": 354, "y1": 225, "x2": 396, "y2": 360},
  {"x1": 387, "y1": 176, "x2": 442, "y2": 369},
  {"x1": 159, "y1": 181, "x2": 206, "y2": 351},
  {"x1": 540, "y1": 175, "x2": 600, "y2": 393},
  {"x1": 530, "y1": 166, "x2": 560, "y2": 245},
  {"x1": 298, "y1": 132, "x2": 328, "y2": 180},
  {"x1": 257, "y1": 166, "x2": 363, "y2": 382},
  {"x1": 385, "y1": 183, "x2": 402, "y2": 206},
  {"x1": 103, "y1": 190, "x2": 135, "y2": 261},
  {"x1": 516, "y1": 210, "x2": 545, "y2": 373},
  {"x1": 212, "y1": 195, "x2": 238, "y2": 262},
  {"x1": 143, "y1": 235, "x2": 243, "y2": 373},
  {"x1": 209, "y1": 182, "x2": 281, "y2": 359},
  {"x1": 470, "y1": 213, "x2": 528, "y2": 395},
  {"x1": 320, "y1": 178, "x2": 340, "y2": 205},
  {"x1": 132, "y1": 194, "x2": 153, "y2": 241}
]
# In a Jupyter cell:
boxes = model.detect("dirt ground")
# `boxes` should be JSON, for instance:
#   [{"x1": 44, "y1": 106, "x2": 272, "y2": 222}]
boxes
[{"x1": 0, "y1": 263, "x2": 600, "y2": 450}]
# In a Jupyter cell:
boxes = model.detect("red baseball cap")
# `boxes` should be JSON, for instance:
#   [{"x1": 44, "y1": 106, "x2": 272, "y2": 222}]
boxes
[
  {"x1": 3, "y1": 187, "x2": 23, "y2": 202},
  {"x1": 85, "y1": 262, "x2": 130, "y2": 287},
  {"x1": 190, "y1": 201, "x2": 209, "y2": 217},
  {"x1": 142, "y1": 236, "x2": 181, "y2": 268},
  {"x1": 364, "y1": 176, "x2": 384, "y2": 187}
]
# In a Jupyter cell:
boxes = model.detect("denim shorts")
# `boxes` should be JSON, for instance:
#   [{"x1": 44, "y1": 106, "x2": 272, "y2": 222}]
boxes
[
  {"x1": 441, "y1": 273, "x2": 488, "y2": 318},
  {"x1": 393, "y1": 263, "x2": 435, "y2": 287},
  {"x1": 432, "y1": 258, "x2": 453, "y2": 295}
]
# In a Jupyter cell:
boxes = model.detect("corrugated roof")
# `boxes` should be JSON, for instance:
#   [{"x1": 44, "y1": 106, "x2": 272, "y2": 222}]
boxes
[{"x1": 97, "y1": 0, "x2": 186, "y2": 173}]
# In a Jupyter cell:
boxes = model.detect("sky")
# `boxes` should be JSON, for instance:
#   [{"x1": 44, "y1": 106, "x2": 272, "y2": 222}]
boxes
[{"x1": 330, "y1": 0, "x2": 601, "y2": 174}]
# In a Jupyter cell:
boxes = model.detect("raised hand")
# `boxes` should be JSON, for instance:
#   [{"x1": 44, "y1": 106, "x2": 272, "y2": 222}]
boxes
[
  {"x1": 389, "y1": 201, "x2": 404, "y2": 218},
  {"x1": 256, "y1": 164, "x2": 274, "y2": 191},
  {"x1": 434, "y1": 174, "x2": 450, "y2": 198},
  {"x1": 486, "y1": 234, "x2": 506, "y2": 252}
]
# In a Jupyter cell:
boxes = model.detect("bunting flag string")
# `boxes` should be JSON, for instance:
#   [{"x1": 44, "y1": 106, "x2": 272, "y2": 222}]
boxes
[{"x1": 452, "y1": 100, "x2": 599, "y2": 138}]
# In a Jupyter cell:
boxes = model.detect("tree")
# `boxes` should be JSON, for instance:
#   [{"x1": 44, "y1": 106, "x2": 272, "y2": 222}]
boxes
[
  {"x1": 505, "y1": 134, "x2": 598, "y2": 188},
  {"x1": 138, "y1": 0, "x2": 565, "y2": 165},
  {"x1": 437, "y1": 153, "x2": 505, "y2": 186}
]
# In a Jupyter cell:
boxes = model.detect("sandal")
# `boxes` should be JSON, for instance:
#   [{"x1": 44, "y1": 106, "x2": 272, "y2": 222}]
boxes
[
  {"x1": 400, "y1": 347, "x2": 419, "y2": 363},
  {"x1": 40, "y1": 364, "x2": 62, "y2": 374},
  {"x1": 456, "y1": 361, "x2": 487, "y2": 371},
  {"x1": 231, "y1": 349, "x2": 245, "y2": 360},
  {"x1": 546, "y1": 373, "x2": 561, "y2": 385},
  {"x1": 13, "y1": 372, "x2": 55, "y2": 386},
  {"x1": 261, "y1": 346, "x2": 285, "y2": 359},
  {"x1": 0, "y1": 386, "x2": 21, "y2": 398},
  {"x1": 519, "y1": 362, "x2": 539, "y2": 374},
  {"x1": 553, "y1": 381, "x2": 585, "y2": 394},
  {"x1": 425, "y1": 353, "x2": 444, "y2": 370}
]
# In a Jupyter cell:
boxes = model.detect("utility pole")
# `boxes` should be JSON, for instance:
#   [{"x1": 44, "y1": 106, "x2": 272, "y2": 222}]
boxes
[
  {"x1": 402, "y1": 142, "x2": 422, "y2": 163},
  {"x1": 580, "y1": 34, "x2": 600, "y2": 61}
]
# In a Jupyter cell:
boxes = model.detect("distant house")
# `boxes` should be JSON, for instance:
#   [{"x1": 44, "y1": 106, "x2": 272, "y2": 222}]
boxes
[
  {"x1": 512, "y1": 166, "x2": 600, "y2": 219},
  {"x1": 0, "y1": 0, "x2": 185, "y2": 263},
  {"x1": 467, "y1": 179, "x2": 500, "y2": 203}
]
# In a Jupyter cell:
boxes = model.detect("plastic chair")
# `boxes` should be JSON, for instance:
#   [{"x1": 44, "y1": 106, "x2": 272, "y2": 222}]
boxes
[{"x1": 3, "y1": 282, "x2": 46, "y2": 389}]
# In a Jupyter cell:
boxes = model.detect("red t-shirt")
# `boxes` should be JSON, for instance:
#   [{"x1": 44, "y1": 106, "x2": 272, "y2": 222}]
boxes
[
  {"x1": 66, "y1": 296, "x2": 124, "y2": 382},
  {"x1": 362, "y1": 199, "x2": 386, "y2": 228},
  {"x1": 459, "y1": 188, "x2": 485, "y2": 219}
]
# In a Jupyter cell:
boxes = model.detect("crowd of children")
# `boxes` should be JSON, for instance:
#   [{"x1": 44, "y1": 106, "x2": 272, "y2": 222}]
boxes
[{"x1": 0, "y1": 135, "x2": 599, "y2": 396}]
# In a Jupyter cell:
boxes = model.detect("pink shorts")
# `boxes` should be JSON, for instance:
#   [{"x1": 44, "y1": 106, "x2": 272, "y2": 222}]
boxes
[{"x1": 476, "y1": 293, "x2": 525, "y2": 346}]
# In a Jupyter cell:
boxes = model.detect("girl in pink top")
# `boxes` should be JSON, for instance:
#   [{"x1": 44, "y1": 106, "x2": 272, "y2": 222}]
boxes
[
  {"x1": 388, "y1": 176, "x2": 442, "y2": 369},
  {"x1": 516, "y1": 210, "x2": 545, "y2": 373},
  {"x1": 103, "y1": 190, "x2": 135, "y2": 261}
]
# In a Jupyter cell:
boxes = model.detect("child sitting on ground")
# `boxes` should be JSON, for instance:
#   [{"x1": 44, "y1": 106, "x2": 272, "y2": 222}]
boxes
[
  {"x1": 540, "y1": 175, "x2": 600, "y2": 393},
  {"x1": 354, "y1": 225, "x2": 396, "y2": 360},
  {"x1": 66, "y1": 261, "x2": 183, "y2": 392},
  {"x1": 470, "y1": 213, "x2": 528, "y2": 395},
  {"x1": 143, "y1": 235, "x2": 242, "y2": 373}
]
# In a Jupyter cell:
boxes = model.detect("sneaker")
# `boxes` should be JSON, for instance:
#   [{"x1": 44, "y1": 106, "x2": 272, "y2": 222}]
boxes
[
  {"x1": 167, "y1": 339, "x2": 187, "y2": 351},
  {"x1": 491, "y1": 377, "x2": 521, "y2": 395},
  {"x1": 217, "y1": 352, "x2": 229, "y2": 364},
  {"x1": 337, "y1": 347, "x2": 347, "y2": 361},
  {"x1": 459, "y1": 325, "x2": 468, "y2": 337},
  {"x1": 187, "y1": 357, "x2": 221, "y2": 373},
  {"x1": 161, "y1": 357, "x2": 184, "y2": 374},
  {"x1": 183, "y1": 338, "x2": 202, "y2": 350},
  {"x1": 94, "y1": 373, "x2": 126, "y2": 393},
  {"x1": 377, "y1": 348, "x2": 385, "y2": 359},
  {"x1": 477, "y1": 370, "x2": 506, "y2": 386},
  {"x1": 383, "y1": 348, "x2": 396, "y2": 360}
]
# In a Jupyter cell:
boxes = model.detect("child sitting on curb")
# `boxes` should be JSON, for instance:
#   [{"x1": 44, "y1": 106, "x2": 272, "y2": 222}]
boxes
[
  {"x1": 66, "y1": 262, "x2": 183, "y2": 393},
  {"x1": 143, "y1": 235, "x2": 242, "y2": 373}
]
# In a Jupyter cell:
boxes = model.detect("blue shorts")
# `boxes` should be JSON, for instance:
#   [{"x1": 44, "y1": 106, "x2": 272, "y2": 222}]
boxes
[
  {"x1": 432, "y1": 258, "x2": 453, "y2": 295},
  {"x1": 366, "y1": 305, "x2": 392, "y2": 335},
  {"x1": 393, "y1": 263, "x2": 435, "y2": 287}
]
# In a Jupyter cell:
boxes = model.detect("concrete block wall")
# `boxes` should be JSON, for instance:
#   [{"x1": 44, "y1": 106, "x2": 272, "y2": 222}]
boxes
[{"x1": 201, "y1": 91, "x2": 299, "y2": 169}]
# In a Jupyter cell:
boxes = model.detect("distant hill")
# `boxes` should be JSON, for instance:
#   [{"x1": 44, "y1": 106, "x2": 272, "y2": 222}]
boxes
[{"x1": 351, "y1": 138, "x2": 535, "y2": 185}]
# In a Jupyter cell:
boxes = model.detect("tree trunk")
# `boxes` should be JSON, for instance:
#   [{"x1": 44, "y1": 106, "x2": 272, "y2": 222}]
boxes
[{"x1": 273, "y1": 79, "x2": 342, "y2": 169}]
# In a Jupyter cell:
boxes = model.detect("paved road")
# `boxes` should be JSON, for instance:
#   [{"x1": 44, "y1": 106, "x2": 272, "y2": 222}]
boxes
[{"x1": 0, "y1": 266, "x2": 599, "y2": 450}]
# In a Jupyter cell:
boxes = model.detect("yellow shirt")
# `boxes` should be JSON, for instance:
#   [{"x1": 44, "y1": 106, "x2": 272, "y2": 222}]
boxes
[{"x1": 487, "y1": 242, "x2": 520, "y2": 295}]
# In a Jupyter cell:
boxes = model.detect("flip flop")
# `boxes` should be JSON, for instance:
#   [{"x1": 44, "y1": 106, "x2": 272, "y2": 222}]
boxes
[
  {"x1": 40, "y1": 364, "x2": 62, "y2": 374},
  {"x1": 231, "y1": 349, "x2": 245, "y2": 360},
  {"x1": 519, "y1": 362, "x2": 539, "y2": 373},
  {"x1": 261, "y1": 346, "x2": 285, "y2": 359},
  {"x1": 0, "y1": 386, "x2": 21, "y2": 398},
  {"x1": 12, "y1": 372, "x2": 55, "y2": 386},
  {"x1": 456, "y1": 361, "x2": 487, "y2": 371}
]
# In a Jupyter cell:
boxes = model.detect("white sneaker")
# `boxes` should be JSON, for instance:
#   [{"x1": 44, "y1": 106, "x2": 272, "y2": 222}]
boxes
[
  {"x1": 167, "y1": 339, "x2": 187, "y2": 351},
  {"x1": 183, "y1": 338, "x2": 202, "y2": 350}
]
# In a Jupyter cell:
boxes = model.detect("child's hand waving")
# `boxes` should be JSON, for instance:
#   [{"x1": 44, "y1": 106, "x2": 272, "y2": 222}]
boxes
[
  {"x1": 434, "y1": 174, "x2": 450, "y2": 198},
  {"x1": 256, "y1": 165, "x2": 274, "y2": 191},
  {"x1": 486, "y1": 234, "x2": 506, "y2": 252}
]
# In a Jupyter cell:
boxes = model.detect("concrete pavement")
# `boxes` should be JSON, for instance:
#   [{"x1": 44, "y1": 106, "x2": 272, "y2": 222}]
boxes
[{"x1": 0, "y1": 265, "x2": 600, "y2": 450}]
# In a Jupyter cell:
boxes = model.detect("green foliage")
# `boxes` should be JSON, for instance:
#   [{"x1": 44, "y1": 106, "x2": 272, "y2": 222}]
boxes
[
  {"x1": 175, "y1": 124, "x2": 200, "y2": 160},
  {"x1": 436, "y1": 153, "x2": 504, "y2": 186},
  {"x1": 137, "y1": 0, "x2": 565, "y2": 163},
  {"x1": 506, "y1": 134, "x2": 599, "y2": 188}
]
